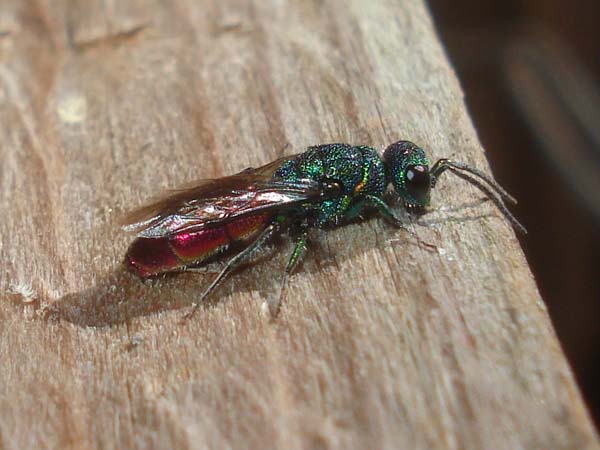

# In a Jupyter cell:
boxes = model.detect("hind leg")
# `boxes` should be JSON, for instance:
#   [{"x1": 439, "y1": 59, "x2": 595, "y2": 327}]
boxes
[{"x1": 184, "y1": 222, "x2": 279, "y2": 320}]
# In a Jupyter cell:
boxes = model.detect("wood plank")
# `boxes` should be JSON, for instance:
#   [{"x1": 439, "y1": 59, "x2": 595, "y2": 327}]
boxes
[{"x1": 0, "y1": 0, "x2": 597, "y2": 449}]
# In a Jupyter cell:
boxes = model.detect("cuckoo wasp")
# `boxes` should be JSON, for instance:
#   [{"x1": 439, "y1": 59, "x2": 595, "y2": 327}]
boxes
[{"x1": 124, "y1": 141, "x2": 525, "y2": 317}]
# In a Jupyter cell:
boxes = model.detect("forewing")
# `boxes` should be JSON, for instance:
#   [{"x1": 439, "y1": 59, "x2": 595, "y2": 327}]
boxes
[
  {"x1": 124, "y1": 155, "x2": 295, "y2": 225},
  {"x1": 123, "y1": 155, "x2": 323, "y2": 238}
]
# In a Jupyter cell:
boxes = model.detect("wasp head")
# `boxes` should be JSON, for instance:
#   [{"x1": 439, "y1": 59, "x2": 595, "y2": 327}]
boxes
[{"x1": 383, "y1": 141, "x2": 431, "y2": 212}]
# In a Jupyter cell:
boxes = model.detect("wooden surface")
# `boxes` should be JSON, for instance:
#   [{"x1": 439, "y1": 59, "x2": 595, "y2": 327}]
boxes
[{"x1": 0, "y1": 1, "x2": 597, "y2": 449}]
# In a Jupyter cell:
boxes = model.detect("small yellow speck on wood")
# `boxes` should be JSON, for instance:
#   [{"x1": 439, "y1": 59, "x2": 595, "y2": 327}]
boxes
[{"x1": 0, "y1": 1, "x2": 597, "y2": 449}]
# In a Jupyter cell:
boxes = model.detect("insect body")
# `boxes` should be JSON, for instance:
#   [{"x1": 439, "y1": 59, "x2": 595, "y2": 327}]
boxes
[{"x1": 124, "y1": 141, "x2": 524, "y2": 316}]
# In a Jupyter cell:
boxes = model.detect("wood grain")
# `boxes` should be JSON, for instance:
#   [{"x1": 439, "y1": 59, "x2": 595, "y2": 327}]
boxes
[{"x1": 0, "y1": 0, "x2": 597, "y2": 449}]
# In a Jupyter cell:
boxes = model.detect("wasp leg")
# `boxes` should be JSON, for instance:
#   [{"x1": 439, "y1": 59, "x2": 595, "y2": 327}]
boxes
[
  {"x1": 183, "y1": 266, "x2": 222, "y2": 275},
  {"x1": 270, "y1": 228, "x2": 308, "y2": 319},
  {"x1": 184, "y1": 222, "x2": 278, "y2": 321},
  {"x1": 285, "y1": 229, "x2": 308, "y2": 274},
  {"x1": 360, "y1": 195, "x2": 437, "y2": 251}
]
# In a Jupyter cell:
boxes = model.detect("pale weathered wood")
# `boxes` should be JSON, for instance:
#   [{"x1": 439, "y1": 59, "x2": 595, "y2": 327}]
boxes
[{"x1": 0, "y1": 1, "x2": 597, "y2": 449}]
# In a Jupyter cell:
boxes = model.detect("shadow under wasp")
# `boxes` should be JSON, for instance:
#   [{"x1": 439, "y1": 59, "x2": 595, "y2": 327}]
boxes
[{"x1": 123, "y1": 141, "x2": 525, "y2": 318}]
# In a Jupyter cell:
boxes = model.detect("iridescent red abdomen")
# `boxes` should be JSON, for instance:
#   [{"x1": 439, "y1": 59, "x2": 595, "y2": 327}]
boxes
[{"x1": 126, "y1": 213, "x2": 270, "y2": 278}]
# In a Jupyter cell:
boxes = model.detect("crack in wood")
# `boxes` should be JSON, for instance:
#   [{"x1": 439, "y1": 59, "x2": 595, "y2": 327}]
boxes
[{"x1": 71, "y1": 22, "x2": 150, "y2": 52}]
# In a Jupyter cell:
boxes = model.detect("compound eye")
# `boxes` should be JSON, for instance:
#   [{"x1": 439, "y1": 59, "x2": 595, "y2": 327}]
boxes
[{"x1": 405, "y1": 164, "x2": 430, "y2": 202}]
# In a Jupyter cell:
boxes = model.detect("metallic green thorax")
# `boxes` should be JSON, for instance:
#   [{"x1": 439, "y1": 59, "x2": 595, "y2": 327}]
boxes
[{"x1": 273, "y1": 144, "x2": 387, "y2": 226}]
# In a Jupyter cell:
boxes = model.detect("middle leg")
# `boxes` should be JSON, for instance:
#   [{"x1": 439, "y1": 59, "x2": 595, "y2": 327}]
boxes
[{"x1": 270, "y1": 226, "x2": 309, "y2": 318}]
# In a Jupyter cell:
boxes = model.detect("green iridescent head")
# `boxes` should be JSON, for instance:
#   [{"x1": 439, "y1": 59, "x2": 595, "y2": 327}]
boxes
[{"x1": 383, "y1": 141, "x2": 431, "y2": 211}]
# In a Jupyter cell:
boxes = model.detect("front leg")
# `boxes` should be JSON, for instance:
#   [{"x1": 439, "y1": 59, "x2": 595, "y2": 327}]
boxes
[
  {"x1": 346, "y1": 195, "x2": 406, "y2": 226},
  {"x1": 354, "y1": 195, "x2": 436, "y2": 250}
]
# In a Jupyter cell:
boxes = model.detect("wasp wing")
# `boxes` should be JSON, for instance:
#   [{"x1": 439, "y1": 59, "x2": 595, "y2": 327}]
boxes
[
  {"x1": 123, "y1": 155, "x2": 326, "y2": 238},
  {"x1": 124, "y1": 155, "x2": 295, "y2": 224}
]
